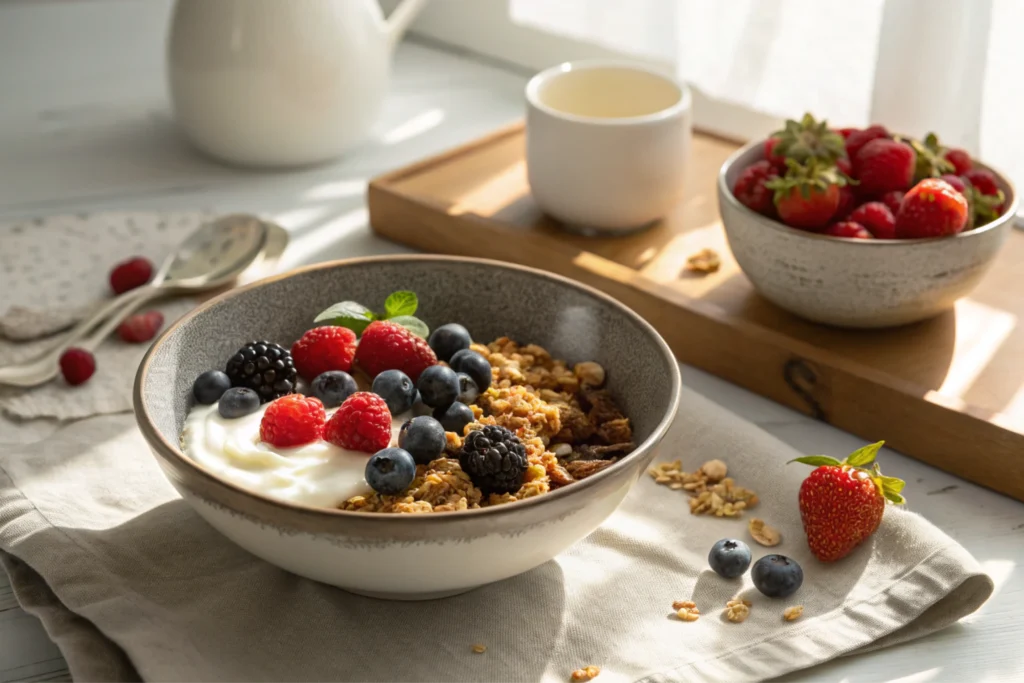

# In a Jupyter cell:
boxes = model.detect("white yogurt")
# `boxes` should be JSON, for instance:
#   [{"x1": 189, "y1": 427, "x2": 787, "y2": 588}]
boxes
[{"x1": 182, "y1": 402, "x2": 406, "y2": 508}]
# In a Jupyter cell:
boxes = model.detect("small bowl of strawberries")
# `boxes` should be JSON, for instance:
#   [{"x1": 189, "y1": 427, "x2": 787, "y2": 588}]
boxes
[{"x1": 717, "y1": 114, "x2": 1018, "y2": 328}]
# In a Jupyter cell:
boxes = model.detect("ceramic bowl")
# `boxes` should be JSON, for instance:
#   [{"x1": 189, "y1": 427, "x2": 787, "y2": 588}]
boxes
[
  {"x1": 718, "y1": 140, "x2": 1019, "y2": 328},
  {"x1": 134, "y1": 255, "x2": 681, "y2": 600}
]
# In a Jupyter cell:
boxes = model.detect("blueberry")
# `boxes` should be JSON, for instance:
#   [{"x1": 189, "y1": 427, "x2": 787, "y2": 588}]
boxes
[
  {"x1": 398, "y1": 416, "x2": 447, "y2": 464},
  {"x1": 455, "y1": 372, "x2": 480, "y2": 405},
  {"x1": 433, "y1": 401, "x2": 475, "y2": 435},
  {"x1": 217, "y1": 387, "x2": 261, "y2": 419},
  {"x1": 411, "y1": 390, "x2": 432, "y2": 417},
  {"x1": 371, "y1": 369, "x2": 417, "y2": 415},
  {"x1": 428, "y1": 323, "x2": 472, "y2": 362},
  {"x1": 751, "y1": 554, "x2": 804, "y2": 598},
  {"x1": 449, "y1": 349, "x2": 491, "y2": 392},
  {"x1": 708, "y1": 539, "x2": 752, "y2": 579},
  {"x1": 417, "y1": 365, "x2": 460, "y2": 408},
  {"x1": 193, "y1": 369, "x2": 231, "y2": 405},
  {"x1": 365, "y1": 447, "x2": 417, "y2": 495},
  {"x1": 310, "y1": 371, "x2": 357, "y2": 408}
]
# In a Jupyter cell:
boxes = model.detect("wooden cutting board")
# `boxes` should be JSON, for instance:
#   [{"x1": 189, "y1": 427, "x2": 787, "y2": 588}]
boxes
[{"x1": 368, "y1": 122, "x2": 1024, "y2": 502}]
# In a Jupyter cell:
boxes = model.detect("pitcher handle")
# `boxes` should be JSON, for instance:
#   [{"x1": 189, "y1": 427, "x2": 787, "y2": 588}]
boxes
[{"x1": 386, "y1": 0, "x2": 429, "y2": 50}]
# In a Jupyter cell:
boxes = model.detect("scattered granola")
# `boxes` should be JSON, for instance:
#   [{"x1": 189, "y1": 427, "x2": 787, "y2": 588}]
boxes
[
  {"x1": 783, "y1": 605, "x2": 804, "y2": 622},
  {"x1": 648, "y1": 459, "x2": 758, "y2": 517},
  {"x1": 748, "y1": 517, "x2": 782, "y2": 547},
  {"x1": 725, "y1": 599, "x2": 752, "y2": 623},
  {"x1": 342, "y1": 337, "x2": 634, "y2": 513},
  {"x1": 472, "y1": 644, "x2": 487, "y2": 654},
  {"x1": 685, "y1": 248, "x2": 721, "y2": 274},
  {"x1": 673, "y1": 601, "x2": 700, "y2": 621},
  {"x1": 571, "y1": 665, "x2": 601, "y2": 681},
  {"x1": 672, "y1": 600, "x2": 697, "y2": 610}
]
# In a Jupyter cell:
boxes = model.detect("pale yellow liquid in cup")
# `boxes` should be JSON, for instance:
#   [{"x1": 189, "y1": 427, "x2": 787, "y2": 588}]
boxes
[{"x1": 538, "y1": 67, "x2": 682, "y2": 119}]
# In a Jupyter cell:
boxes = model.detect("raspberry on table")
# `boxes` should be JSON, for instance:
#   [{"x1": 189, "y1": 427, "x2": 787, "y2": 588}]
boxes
[
  {"x1": 354, "y1": 320, "x2": 437, "y2": 383},
  {"x1": 117, "y1": 310, "x2": 164, "y2": 343},
  {"x1": 259, "y1": 394, "x2": 326, "y2": 448},
  {"x1": 291, "y1": 326, "x2": 358, "y2": 380},
  {"x1": 325, "y1": 391, "x2": 393, "y2": 453},
  {"x1": 109, "y1": 256, "x2": 154, "y2": 295},
  {"x1": 59, "y1": 347, "x2": 96, "y2": 386}
]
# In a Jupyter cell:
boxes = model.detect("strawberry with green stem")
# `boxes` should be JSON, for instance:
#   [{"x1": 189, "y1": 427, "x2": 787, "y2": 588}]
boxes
[
  {"x1": 769, "y1": 113, "x2": 848, "y2": 167},
  {"x1": 790, "y1": 441, "x2": 905, "y2": 563},
  {"x1": 765, "y1": 159, "x2": 849, "y2": 230}
]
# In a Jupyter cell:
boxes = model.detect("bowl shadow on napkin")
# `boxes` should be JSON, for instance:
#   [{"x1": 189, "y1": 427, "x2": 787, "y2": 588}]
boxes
[{"x1": 56, "y1": 500, "x2": 568, "y2": 683}]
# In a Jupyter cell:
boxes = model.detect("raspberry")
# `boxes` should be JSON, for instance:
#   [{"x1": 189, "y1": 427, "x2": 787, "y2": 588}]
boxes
[
  {"x1": 291, "y1": 326, "x2": 358, "y2": 380},
  {"x1": 117, "y1": 310, "x2": 164, "y2": 343},
  {"x1": 763, "y1": 137, "x2": 787, "y2": 171},
  {"x1": 880, "y1": 191, "x2": 905, "y2": 215},
  {"x1": 355, "y1": 320, "x2": 437, "y2": 383},
  {"x1": 848, "y1": 202, "x2": 896, "y2": 239},
  {"x1": 59, "y1": 347, "x2": 96, "y2": 386},
  {"x1": 732, "y1": 160, "x2": 778, "y2": 215},
  {"x1": 109, "y1": 257, "x2": 153, "y2": 295},
  {"x1": 259, "y1": 394, "x2": 325, "y2": 448},
  {"x1": 324, "y1": 392, "x2": 392, "y2": 453},
  {"x1": 458, "y1": 425, "x2": 528, "y2": 495}
]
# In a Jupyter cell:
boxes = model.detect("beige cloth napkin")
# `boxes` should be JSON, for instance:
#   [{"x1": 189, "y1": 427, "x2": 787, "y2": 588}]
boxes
[{"x1": 0, "y1": 387, "x2": 993, "y2": 682}]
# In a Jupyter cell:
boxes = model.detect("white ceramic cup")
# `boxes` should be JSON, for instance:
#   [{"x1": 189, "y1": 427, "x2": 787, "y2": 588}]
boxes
[{"x1": 525, "y1": 60, "x2": 693, "y2": 234}]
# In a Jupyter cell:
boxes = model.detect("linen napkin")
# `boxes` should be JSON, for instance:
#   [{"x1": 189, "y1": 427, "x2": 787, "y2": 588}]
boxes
[
  {"x1": 0, "y1": 388, "x2": 992, "y2": 682},
  {"x1": 0, "y1": 212, "x2": 215, "y2": 420}
]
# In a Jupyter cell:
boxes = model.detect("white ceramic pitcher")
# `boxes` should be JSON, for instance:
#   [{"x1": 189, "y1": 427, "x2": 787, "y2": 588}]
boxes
[{"x1": 167, "y1": 0, "x2": 428, "y2": 167}]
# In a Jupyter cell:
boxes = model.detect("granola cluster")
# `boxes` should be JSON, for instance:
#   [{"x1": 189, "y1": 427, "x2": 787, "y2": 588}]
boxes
[
  {"x1": 341, "y1": 337, "x2": 634, "y2": 513},
  {"x1": 648, "y1": 459, "x2": 759, "y2": 517}
]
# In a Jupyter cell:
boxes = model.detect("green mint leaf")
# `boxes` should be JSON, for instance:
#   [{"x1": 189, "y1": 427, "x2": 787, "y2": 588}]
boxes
[
  {"x1": 384, "y1": 291, "x2": 418, "y2": 318},
  {"x1": 845, "y1": 441, "x2": 884, "y2": 467},
  {"x1": 788, "y1": 455, "x2": 843, "y2": 468},
  {"x1": 389, "y1": 315, "x2": 429, "y2": 339},
  {"x1": 314, "y1": 301, "x2": 376, "y2": 335}
]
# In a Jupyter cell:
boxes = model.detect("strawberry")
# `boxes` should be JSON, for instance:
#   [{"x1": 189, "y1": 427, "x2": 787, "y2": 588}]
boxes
[
  {"x1": 880, "y1": 190, "x2": 904, "y2": 215},
  {"x1": 765, "y1": 159, "x2": 845, "y2": 230},
  {"x1": 963, "y1": 169, "x2": 1006, "y2": 226},
  {"x1": 834, "y1": 186, "x2": 857, "y2": 220},
  {"x1": 835, "y1": 156, "x2": 853, "y2": 177},
  {"x1": 848, "y1": 202, "x2": 896, "y2": 239},
  {"x1": 790, "y1": 441, "x2": 905, "y2": 562},
  {"x1": 732, "y1": 160, "x2": 779, "y2": 215},
  {"x1": 853, "y1": 138, "x2": 915, "y2": 196},
  {"x1": 117, "y1": 310, "x2": 164, "y2": 343},
  {"x1": 768, "y1": 113, "x2": 846, "y2": 165},
  {"x1": 944, "y1": 148, "x2": 972, "y2": 175},
  {"x1": 291, "y1": 325, "x2": 358, "y2": 380},
  {"x1": 939, "y1": 174, "x2": 967, "y2": 195},
  {"x1": 844, "y1": 124, "x2": 888, "y2": 161},
  {"x1": 895, "y1": 178, "x2": 969, "y2": 238},
  {"x1": 823, "y1": 221, "x2": 873, "y2": 239},
  {"x1": 764, "y1": 137, "x2": 787, "y2": 171},
  {"x1": 355, "y1": 320, "x2": 437, "y2": 382}
]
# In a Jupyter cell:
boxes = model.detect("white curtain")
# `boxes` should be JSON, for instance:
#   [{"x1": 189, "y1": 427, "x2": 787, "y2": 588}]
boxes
[{"x1": 511, "y1": 0, "x2": 1024, "y2": 215}]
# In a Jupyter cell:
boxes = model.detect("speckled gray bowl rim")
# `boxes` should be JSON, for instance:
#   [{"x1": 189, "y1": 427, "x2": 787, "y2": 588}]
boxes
[
  {"x1": 718, "y1": 139, "x2": 1020, "y2": 245},
  {"x1": 134, "y1": 254, "x2": 682, "y2": 524}
]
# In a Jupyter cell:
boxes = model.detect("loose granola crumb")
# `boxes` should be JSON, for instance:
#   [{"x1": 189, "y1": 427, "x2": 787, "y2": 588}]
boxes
[
  {"x1": 571, "y1": 665, "x2": 601, "y2": 681},
  {"x1": 700, "y1": 459, "x2": 728, "y2": 482},
  {"x1": 472, "y1": 644, "x2": 487, "y2": 654},
  {"x1": 725, "y1": 599, "x2": 752, "y2": 623},
  {"x1": 748, "y1": 517, "x2": 782, "y2": 547},
  {"x1": 676, "y1": 607, "x2": 700, "y2": 621},
  {"x1": 685, "y1": 248, "x2": 721, "y2": 274},
  {"x1": 574, "y1": 361, "x2": 606, "y2": 387},
  {"x1": 648, "y1": 461, "x2": 759, "y2": 517},
  {"x1": 672, "y1": 600, "x2": 696, "y2": 610},
  {"x1": 783, "y1": 606, "x2": 804, "y2": 622}
]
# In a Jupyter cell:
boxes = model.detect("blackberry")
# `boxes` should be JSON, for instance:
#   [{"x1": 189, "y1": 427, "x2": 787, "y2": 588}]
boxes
[
  {"x1": 458, "y1": 425, "x2": 528, "y2": 495},
  {"x1": 224, "y1": 340, "x2": 297, "y2": 403}
]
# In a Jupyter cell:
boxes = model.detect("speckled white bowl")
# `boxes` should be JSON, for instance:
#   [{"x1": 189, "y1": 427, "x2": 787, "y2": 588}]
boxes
[
  {"x1": 135, "y1": 256, "x2": 681, "y2": 600},
  {"x1": 718, "y1": 140, "x2": 1018, "y2": 328}
]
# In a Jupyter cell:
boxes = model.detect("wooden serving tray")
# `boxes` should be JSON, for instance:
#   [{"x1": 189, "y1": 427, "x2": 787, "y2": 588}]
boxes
[{"x1": 368, "y1": 122, "x2": 1024, "y2": 502}]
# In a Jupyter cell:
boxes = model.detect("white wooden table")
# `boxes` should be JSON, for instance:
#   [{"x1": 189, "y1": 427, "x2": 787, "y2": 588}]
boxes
[{"x1": 1, "y1": 2, "x2": 1022, "y2": 682}]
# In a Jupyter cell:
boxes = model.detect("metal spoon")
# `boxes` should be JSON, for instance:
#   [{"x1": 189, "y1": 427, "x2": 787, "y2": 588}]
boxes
[{"x1": 0, "y1": 213, "x2": 269, "y2": 388}]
